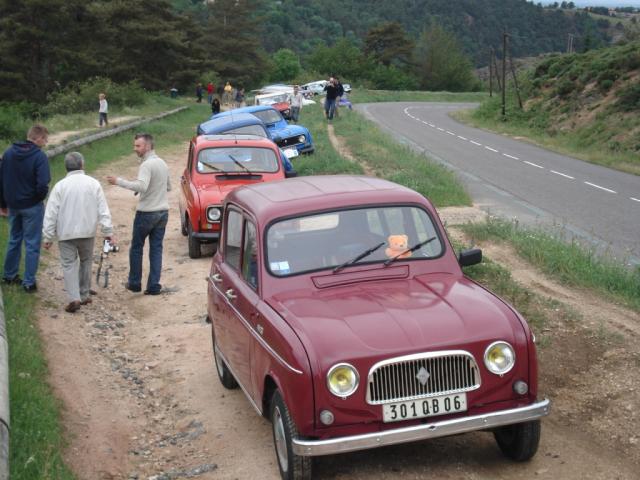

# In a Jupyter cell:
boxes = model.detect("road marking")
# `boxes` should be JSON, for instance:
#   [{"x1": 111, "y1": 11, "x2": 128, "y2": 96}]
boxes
[
  {"x1": 437, "y1": 127, "x2": 445, "y2": 131},
  {"x1": 422, "y1": 120, "x2": 429, "y2": 125},
  {"x1": 470, "y1": 140, "x2": 482, "y2": 146},
  {"x1": 503, "y1": 153, "x2": 519, "y2": 160},
  {"x1": 551, "y1": 170, "x2": 575, "y2": 179},
  {"x1": 446, "y1": 131, "x2": 456, "y2": 135},
  {"x1": 485, "y1": 146, "x2": 499, "y2": 152},
  {"x1": 584, "y1": 181, "x2": 617, "y2": 194},
  {"x1": 457, "y1": 135, "x2": 467, "y2": 140},
  {"x1": 524, "y1": 161, "x2": 544, "y2": 169},
  {"x1": 428, "y1": 123, "x2": 435, "y2": 127},
  {"x1": 632, "y1": 197, "x2": 640, "y2": 202}
]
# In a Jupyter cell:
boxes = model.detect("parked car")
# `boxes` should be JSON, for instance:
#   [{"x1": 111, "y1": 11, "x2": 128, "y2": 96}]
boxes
[
  {"x1": 254, "y1": 92, "x2": 293, "y2": 120},
  {"x1": 196, "y1": 112, "x2": 297, "y2": 175},
  {"x1": 211, "y1": 105, "x2": 314, "y2": 156},
  {"x1": 179, "y1": 134, "x2": 292, "y2": 258},
  {"x1": 301, "y1": 80, "x2": 327, "y2": 96},
  {"x1": 342, "y1": 83, "x2": 352, "y2": 93},
  {"x1": 207, "y1": 175, "x2": 550, "y2": 479}
]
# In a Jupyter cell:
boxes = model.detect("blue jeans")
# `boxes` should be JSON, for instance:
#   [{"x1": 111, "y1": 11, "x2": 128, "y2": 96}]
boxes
[
  {"x1": 129, "y1": 210, "x2": 168, "y2": 293},
  {"x1": 3, "y1": 202, "x2": 44, "y2": 287},
  {"x1": 324, "y1": 98, "x2": 336, "y2": 119}
]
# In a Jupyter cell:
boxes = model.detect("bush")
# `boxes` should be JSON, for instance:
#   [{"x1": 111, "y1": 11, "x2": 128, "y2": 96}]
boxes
[
  {"x1": 555, "y1": 78, "x2": 576, "y2": 97},
  {"x1": 43, "y1": 77, "x2": 147, "y2": 115},
  {"x1": 615, "y1": 82, "x2": 640, "y2": 111},
  {"x1": 0, "y1": 102, "x2": 36, "y2": 142}
]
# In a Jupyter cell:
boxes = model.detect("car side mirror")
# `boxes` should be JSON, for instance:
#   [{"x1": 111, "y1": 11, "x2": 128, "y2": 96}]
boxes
[
  {"x1": 458, "y1": 248, "x2": 482, "y2": 267},
  {"x1": 285, "y1": 170, "x2": 298, "y2": 178}
]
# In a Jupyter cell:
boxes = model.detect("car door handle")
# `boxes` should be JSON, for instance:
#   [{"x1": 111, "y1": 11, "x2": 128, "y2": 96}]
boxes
[
  {"x1": 225, "y1": 288, "x2": 237, "y2": 300},
  {"x1": 210, "y1": 273, "x2": 222, "y2": 283}
]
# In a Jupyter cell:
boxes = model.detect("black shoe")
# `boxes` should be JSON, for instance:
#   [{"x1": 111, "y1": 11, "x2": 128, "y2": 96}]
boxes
[
  {"x1": 89, "y1": 289, "x2": 98, "y2": 296},
  {"x1": 23, "y1": 283, "x2": 37, "y2": 293},
  {"x1": 144, "y1": 285, "x2": 162, "y2": 295},
  {"x1": 124, "y1": 282, "x2": 141, "y2": 293},
  {"x1": 2, "y1": 276, "x2": 21, "y2": 285}
]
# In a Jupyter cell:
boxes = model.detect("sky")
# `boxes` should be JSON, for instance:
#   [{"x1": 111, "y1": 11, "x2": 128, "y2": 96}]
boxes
[{"x1": 535, "y1": 0, "x2": 640, "y2": 6}]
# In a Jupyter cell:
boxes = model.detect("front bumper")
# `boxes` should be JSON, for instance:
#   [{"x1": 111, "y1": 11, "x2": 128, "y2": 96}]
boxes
[
  {"x1": 292, "y1": 398, "x2": 550, "y2": 457},
  {"x1": 191, "y1": 231, "x2": 220, "y2": 242}
]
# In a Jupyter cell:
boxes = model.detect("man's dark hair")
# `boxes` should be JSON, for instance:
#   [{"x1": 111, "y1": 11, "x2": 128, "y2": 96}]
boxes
[{"x1": 134, "y1": 132, "x2": 154, "y2": 149}]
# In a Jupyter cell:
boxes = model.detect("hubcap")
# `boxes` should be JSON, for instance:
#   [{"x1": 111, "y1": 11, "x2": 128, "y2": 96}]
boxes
[{"x1": 273, "y1": 406, "x2": 289, "y2": 471}]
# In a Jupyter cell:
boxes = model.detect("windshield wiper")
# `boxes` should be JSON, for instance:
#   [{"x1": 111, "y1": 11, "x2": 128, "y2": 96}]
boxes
[
  {"x1": 200, "y1": 162, "x2": 222, "y2": 172},
  {"x1": 229, "y1": 154, "x2": 252, "y2": 174},
  {"x1": 333, "y1": 242, "x2": 385, "y2": 274},
  {"x1": 383, "y1": 236, "x2": 437, "y2": 266}
]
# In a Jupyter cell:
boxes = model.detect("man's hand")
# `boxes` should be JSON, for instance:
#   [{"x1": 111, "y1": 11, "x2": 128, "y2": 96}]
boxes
[
  {"x1": 105, "y1": 234, "x2": 117, "y2": 245},
  {"x1": 0, "y1": 207, "x2": 8, "y2": 217},
  {"x1": 106, "y1": 175, "x2": 118, "y2": 185},
  {"x1": 43, "y1": 241, "x2": 52, "y2": 250}
]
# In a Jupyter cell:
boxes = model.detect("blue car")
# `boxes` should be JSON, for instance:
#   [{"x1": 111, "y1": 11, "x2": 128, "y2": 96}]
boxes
[
  {"x1": 196, "y1": 112, "x2": 296, "y2": 175},
  {"x1": 210, "y1": 105, "x2": 314, "y2": 156}
]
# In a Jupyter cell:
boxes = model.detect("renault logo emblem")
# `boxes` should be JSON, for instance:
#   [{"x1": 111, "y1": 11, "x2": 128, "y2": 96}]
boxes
[{"x1": 416, "y1": 367, "x2": 430, "y2": 385}]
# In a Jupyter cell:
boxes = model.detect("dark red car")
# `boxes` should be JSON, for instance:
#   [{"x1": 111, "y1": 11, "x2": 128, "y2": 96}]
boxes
[
  {"x1": 179, "y1": 134, "x2": 288, "y2": 258},
  {"x1": 207, "y1": 175, "x2": 550, "y2": 479}
]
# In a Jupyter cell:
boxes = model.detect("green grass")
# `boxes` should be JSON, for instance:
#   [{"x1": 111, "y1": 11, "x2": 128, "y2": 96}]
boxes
[
  {"x1": 460, "y1": 217, "x2": 640, "y2": 312},
  {"x1": 2, "y1": 101, "x2": 212, "y2": 480},
  {"x1": 349, "y1": 89, "x2": 487, "y2": 104}
]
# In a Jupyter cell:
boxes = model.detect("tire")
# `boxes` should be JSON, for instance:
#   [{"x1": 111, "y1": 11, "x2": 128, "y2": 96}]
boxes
[
  {"x1": 187, "y1": 221, "x2": 201, "y2": 259},
  {"x1": 213, "y1": 344, "x2": 238, "y2": 390},
  {"x1": 180, "y1": 213, "x2": 188, "y2": 236},
  {"x1": 493, "y1": 420, "x2": 541, "y2": 462},
  {"x1": 270, "y1": 390, "x2": 312, "y2": 480}
]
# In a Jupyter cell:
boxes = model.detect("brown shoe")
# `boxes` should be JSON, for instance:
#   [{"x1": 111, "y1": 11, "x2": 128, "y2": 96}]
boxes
[
  {"x1": 80, "y1": 297, "x2": 92, "y2": 305},
  {"x1": 64, "y1": 301, "x2": 81, "y2": 313}
]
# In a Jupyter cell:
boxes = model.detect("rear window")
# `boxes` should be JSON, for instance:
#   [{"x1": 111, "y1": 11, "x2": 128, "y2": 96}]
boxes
[
  {"x1": 197, "y1": 146, "x2": 279, "y2": 174},
  {"x1": 252, "y1": 109, "x2": 282, "y2": 124},
  {"x1": 225, "y1": 125, "x2": 268, "y2": 137}
]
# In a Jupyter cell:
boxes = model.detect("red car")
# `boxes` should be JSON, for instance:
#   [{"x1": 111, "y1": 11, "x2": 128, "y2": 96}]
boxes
[
  {"x1": 179, "y1": 134, "x2": 288, "y2": 258},
  {"x1": 207, "y1": 175, "x2": 550, "y2": 480}
]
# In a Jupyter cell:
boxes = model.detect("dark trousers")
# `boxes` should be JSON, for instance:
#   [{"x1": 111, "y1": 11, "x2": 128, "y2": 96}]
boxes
[{"x1": 128, "y1": 210, "x2": 168, "y2": 293}]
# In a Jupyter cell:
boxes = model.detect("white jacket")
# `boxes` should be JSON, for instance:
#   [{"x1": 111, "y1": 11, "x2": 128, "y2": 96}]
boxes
[{"x1": 43, "y1": 170, "x2": 113, "y2": 242}]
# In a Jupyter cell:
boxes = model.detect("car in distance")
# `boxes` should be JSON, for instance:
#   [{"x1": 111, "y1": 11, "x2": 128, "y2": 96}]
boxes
[
  {"x1": 179, "y1": 134, "x2": 289, "y2": 258},
  {"x1": 207, "y1": 175, "x2": 550, "y2": 479},
  {"x1": 301, "y1": 80, "x2": 327, "y2": 96},
  {"x1": 210, "y1": 105, "x2": 314, "y2": 156}
]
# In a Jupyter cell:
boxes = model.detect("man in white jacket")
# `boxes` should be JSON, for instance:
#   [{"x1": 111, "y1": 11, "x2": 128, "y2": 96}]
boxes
[{"x1": 43, "y1": 152, "x2": 114, "y2": 313}]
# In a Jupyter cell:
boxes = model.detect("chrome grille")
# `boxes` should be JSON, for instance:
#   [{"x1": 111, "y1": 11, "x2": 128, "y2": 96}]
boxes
[
  {"x1": 366, "y1": 351, "x2": 481, "y2": 405},
  {"x1": 277, "y1": 136, "x2": 302, "y2": 148}
]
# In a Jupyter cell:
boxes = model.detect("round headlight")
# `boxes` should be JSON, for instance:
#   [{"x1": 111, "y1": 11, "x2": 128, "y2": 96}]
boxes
[
  {"x1": 326, "y1": 363, "x2": 359, "y2": 398},
  {"x1": 206, "y1": 207, "x2": 221, "y2": 222},
  {"x1": 297, "y1": 135, "x2": 306, "y2": 143},
  {"x1": 484, "y1": 341, "x2": 515, "y2": 375}
]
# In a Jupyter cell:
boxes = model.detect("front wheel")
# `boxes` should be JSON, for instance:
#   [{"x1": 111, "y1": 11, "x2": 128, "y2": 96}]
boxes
[
  {"x1": 270, "y1": 390, "x2": 312, "y2": 480},
  {"x1": 493, "y1": 420, "x2": 541, "y2": 461},
  {"x1": 187, "y1": 221, "x2": 201, "y2": 259}
]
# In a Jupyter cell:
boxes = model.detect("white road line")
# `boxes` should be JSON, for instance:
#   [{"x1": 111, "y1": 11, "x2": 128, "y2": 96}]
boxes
[
  {"x1": 524, "y1": 161, "x2": 544, "y2": 169},
  {"x1": 428, "y1": 123, "x2": 435, "y2": 127},
  {"x1": 422, "y1": 120, "x2": 429, "y2": 124},
  {"x1": 503, "y1": 153, "x2": 519, "y2": 160},
  {"x1": 485, "y1": 146, "x2": 499, "y2": 152},
  {"x1": 470, "y1": 140, "x2": 482, "y2": 146},
  {"x1": 457, "y1": 135, "x2": 467, "y2": 140},
  {"x1": 437, "y1": 127, "x2": 445, "y2": 131},
  {"x1": 551, "y1": 170, "x2": 575, "y2": 180},
  {"x1": 584, "y1": 182, "x2": 617, "y2": 194},
  {"x1": 632, "y1": 197, "x2": 640, "y2": 202},
  {"x1": 446, "y1": 131, "x2": 456, "y2": 135}
]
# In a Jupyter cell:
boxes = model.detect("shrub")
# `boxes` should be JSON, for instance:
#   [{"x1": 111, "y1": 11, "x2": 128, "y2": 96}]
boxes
[
  {"x1": 0, "y1": 102, "x2": 36, "y2": 142},
  {"x1": 598, "y1": 79, "x2": 614, "y2": 92},
  {"x1": 43, "y1": 77, "x2": 147, "y2": 115},
  {"x1": 555, "y1": 78, "x2": 576, "y2": 97},
  {"x1": 615, "y1": 82, "x2": 640, "y2": 111}
]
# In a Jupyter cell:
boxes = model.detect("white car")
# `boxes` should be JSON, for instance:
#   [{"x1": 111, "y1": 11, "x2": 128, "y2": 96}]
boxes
[
  {"x1": 301, "y1": 80, "x2": 328, "y2": 96},
  {"x1": 342, "y1": 83, "x2": 352, "y2": 93}
]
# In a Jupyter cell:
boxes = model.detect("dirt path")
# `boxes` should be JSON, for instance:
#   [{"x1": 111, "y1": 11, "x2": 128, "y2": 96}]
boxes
[
  {"x1": 34, "y1": 140, "x2": 640, "y2": 479},
  {"x1": 47, "y1": 116, "x2": 141, "y2": 146}
]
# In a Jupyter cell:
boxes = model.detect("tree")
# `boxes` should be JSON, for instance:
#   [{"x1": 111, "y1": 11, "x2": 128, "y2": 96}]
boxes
[
  {"x1": 414, "y1": 22, "x2": 479, "y2": 92},
  {"x1": 306, "y1": 38, "x2": 364, "y2": 80},
  {"x1": 363, "y1": 22, "x2": 414, "y2": 68},
  {"x1": 271, "y1": 49, "x2": 301, "y2": 81}
]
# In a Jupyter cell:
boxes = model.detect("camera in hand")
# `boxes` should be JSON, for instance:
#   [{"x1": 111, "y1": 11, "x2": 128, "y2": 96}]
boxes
[{"x1": 103, "y1": 239, "x2": 119, "y2": 253}]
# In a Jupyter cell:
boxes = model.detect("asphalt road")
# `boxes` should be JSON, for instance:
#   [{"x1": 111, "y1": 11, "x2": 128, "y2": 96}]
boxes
[{"x1": 357, "y1": 102, "x2": 640, "y2": 265}]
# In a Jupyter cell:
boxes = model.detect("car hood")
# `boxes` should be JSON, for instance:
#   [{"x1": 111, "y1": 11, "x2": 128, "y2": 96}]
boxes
[
  {"x1": 270, "y1": 123, "x2": 309, "y2": 140},
  {"x1": 267, "y1": 273, "x2": 523, "y2": 365},
  {"x1": 196, "y1": 178, "x2": 264, "y2": 204}
]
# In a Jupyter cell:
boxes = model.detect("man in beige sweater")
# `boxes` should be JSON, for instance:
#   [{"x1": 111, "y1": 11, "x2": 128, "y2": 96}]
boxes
[{"x1": 107, "y1": 133, "x2": 170, "y2": 295}]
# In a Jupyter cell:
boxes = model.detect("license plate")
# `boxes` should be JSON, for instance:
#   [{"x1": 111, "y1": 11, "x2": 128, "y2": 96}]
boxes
[
  {"x1": 283, "y1": 147, "x2": 299, "y2": 158},
  {"x1": 382, "y1": 393, "x2": 467, "y2": 423}
]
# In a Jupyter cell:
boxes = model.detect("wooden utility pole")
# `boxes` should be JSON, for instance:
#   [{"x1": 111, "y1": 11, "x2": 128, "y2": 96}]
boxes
[
  {"x1": 489, "y1": 48, "x2": 494, "y2": 97},
  {"x1": 509, "y1": 48, "x2": 523, "y2": 110},
  {"x1": 567, "y1": 33, "x2": 575, "y2": 53},
  {"x1": 492, "y1": 50, "x2": 501, "y2": 91},
  {"x1": 502, "y1": 31, "x2": 507, "y2": 119}
]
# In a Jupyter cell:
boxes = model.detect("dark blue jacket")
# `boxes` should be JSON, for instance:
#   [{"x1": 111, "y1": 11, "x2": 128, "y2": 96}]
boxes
[{"x1": 0, "y1": 141, "x2": 51, "y2": 209}]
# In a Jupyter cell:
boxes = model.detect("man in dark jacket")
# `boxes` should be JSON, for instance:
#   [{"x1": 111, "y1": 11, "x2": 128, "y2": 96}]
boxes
[
  {"x1": 323, "y1": 77, "x2": 339, "y2": 120},
  {"x1": 0, "y1": 124, "x2": 51, "y2": 292}
]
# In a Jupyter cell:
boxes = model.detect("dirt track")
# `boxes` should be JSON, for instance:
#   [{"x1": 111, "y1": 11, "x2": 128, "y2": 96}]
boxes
[{"x1": 35, "y1": 141, "x2": 640, "y2": 479}]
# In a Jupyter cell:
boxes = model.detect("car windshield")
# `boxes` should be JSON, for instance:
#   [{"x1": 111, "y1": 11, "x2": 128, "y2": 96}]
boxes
[
  {"x1": 223, "y1": 125, "x2": 268, "y2": 137},
  {"x1": 266, "y1": 206, "x2": 443, "y2": 276},
  {"x1": 197, "y1": 147, "x2": 279, "y2": 174},
  {"x1": 252, "y1": 109, "x2": 283, "y2": 124}
]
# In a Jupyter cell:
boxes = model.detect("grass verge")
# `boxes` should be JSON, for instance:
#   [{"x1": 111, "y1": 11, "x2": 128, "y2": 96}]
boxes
[
  {"x1": 349, "y1": 89, "x2": 487, "y2": 104},
  {"x1": 460, "y1": 217, "x2": 640, "y2": 312},
  {"x1": 2, "y1": 101, "x2": 212, "y2": 480}
]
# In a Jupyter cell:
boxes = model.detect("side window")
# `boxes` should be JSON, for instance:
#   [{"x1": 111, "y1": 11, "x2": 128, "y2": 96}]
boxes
[
  {"x1": 242, "y1": 221, "x2": 259, "y2": 290},
  {"x1": 225, "y1": 210, "x2": 243, "y2": 271}
]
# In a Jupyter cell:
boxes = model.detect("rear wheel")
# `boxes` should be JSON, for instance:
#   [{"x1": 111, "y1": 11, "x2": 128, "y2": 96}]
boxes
[
  {"x1": 270, "y1": 390, "x2": 312, "y2": 480},
  {"x1": 187, "y1": 222, "x2": 201, "y2": 259},
  {"x1": 213, "y1": 344, "x2": 238, "y2": 390},
  {"x1": 493, "y1": 420, "x2": 541, "y2": 461}
]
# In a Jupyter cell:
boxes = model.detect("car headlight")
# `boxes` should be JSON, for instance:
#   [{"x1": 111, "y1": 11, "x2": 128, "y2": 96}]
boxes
[
  {"x1": 327, "y1": 363, "x2": 359, "y2": 398},
  {"x1": 298, "y1": 135, "x2": 306, "y2": 143},
  {"x1": 206, "y1": 207, "x2": 222, "y2": 222},
  {"x1": 484, "y1": 341, "x2": 515, "y2": 375}
]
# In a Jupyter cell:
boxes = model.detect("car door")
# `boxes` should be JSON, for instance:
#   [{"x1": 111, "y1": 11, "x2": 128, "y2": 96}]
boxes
[
  {"x1": 214, "y1": 208, "x2": 257, "y2": 397},
  {"x1": 180, "y1": 143, "x2": 198, "y2": 228}
]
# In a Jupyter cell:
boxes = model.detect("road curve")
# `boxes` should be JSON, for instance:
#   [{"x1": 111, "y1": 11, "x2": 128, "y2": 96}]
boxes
[{"x1": 356, "y1": 102, "x2": 640, "y2": 265}]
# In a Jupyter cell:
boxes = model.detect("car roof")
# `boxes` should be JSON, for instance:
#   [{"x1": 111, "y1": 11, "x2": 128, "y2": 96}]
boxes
[
  {"x1": 198, "y1": 112, "x2": 269, "y2": 135},
  {"x1": 193, "y1": 134, "x2": 276, "y2": 148},
  {"x1": 228, "y1": 175, "x2": 426, "y2": 223}
]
